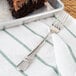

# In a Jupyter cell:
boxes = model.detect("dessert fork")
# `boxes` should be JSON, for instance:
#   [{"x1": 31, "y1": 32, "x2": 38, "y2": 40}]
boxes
[
  {"x1": 17, "y1": 32, "x2": 50, "y2": 72},
  {"x1": 17, "y1": 20, "x2": 62, "y2": 72}
]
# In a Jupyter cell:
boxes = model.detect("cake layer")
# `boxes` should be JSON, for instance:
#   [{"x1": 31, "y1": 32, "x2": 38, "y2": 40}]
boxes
[{"x1": 7, "y1": 0, "x2": 47, "y2": 18}]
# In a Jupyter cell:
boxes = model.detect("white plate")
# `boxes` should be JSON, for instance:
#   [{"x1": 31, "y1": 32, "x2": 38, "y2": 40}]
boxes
[{"x1": 0, "y1": 0, "x2": 64, "y2": 30}]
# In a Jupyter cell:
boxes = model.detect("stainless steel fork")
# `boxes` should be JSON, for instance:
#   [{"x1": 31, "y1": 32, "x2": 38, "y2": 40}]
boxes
[
  {"x1": 17, "y1": 32, "x2": 50, "y2": 72},
  {"x1": 17, "y1": 20, "x2": 62, "y2": 72}
]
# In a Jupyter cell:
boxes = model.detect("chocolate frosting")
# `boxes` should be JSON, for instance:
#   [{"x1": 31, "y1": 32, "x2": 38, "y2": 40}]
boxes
[{"x1": 13, "y1": 0, "x2": 47, "y2": 11}]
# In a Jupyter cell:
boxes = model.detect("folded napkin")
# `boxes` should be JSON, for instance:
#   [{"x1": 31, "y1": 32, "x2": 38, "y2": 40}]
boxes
[
  {"x1": 0, "y1": 10, "x2": 76, "y2": 76},
  {"x1": 0, "y1": 20, "x2": 58, "y2": 76},
  {"x1": 52, "y1": 13, "x2": 76, "y2": 76},
  {"x1": 52, "y1": 33, "x2": 76, "y2": 76}
]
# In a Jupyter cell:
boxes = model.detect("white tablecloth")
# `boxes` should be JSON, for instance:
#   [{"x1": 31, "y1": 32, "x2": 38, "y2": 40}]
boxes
[{"x1": 0, "y1": 10, "x2": 76, "y2": 76}]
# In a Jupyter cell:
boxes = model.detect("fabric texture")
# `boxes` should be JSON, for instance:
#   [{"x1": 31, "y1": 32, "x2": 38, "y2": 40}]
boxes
[{"x1": 0, "y1": 10, "x2": 76, "y2": 76}]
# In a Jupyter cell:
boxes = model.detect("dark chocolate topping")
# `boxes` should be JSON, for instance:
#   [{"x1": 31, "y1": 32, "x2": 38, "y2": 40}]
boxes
[{"x1": 7, "y1": 0, "x2": 47, "y2": 18}]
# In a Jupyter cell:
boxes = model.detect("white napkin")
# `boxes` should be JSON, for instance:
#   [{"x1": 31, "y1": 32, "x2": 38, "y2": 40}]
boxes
[
  {"x1": 0, "y1": 10, "x2": 76, "y2": 76},
  {"x1": 52, "y1": 15, "x2": 76, "y2": 76},
  {"x1": 0, "y1": 20, "x2": 58, "y2": 76},
  {"x1": 52, "y1": 34, "x2": 76, "y2": 76}
]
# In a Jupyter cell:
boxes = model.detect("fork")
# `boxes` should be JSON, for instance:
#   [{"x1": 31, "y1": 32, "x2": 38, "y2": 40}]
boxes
[
  {"x1": 54, "y1": 11, "x2": 71, "y2": 26},
  {"x1": 17, "y1": 32, "x2": 50, "y2": 72},
  {"x1": 17, "y1": 20, "x2": 62, "y2": 72}
]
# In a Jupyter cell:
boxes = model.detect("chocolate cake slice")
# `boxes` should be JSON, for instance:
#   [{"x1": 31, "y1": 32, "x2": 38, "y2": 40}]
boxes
[{"x1": 7, "y1": 0, "x2": 47, "y2": 18}]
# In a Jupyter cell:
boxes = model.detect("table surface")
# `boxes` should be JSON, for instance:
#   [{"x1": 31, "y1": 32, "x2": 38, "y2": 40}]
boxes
[{"x1": 61, "y1": 0, "x2": 76, "y2": 18}]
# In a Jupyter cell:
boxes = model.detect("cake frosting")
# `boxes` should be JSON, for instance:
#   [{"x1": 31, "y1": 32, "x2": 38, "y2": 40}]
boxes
[{"x1": 7, "y1": 0, "x2": 48, "y2": 18}]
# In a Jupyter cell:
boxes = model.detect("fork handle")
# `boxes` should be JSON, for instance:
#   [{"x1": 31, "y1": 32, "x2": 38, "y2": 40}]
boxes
[{"x1": 27, "y1": 32, "x2": 50, "y2": 58}]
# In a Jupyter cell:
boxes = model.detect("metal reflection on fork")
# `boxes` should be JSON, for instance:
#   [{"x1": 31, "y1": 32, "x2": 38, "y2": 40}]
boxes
[{"x1": 17, "y1": 21, "x2": 62, "y2": 72}]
